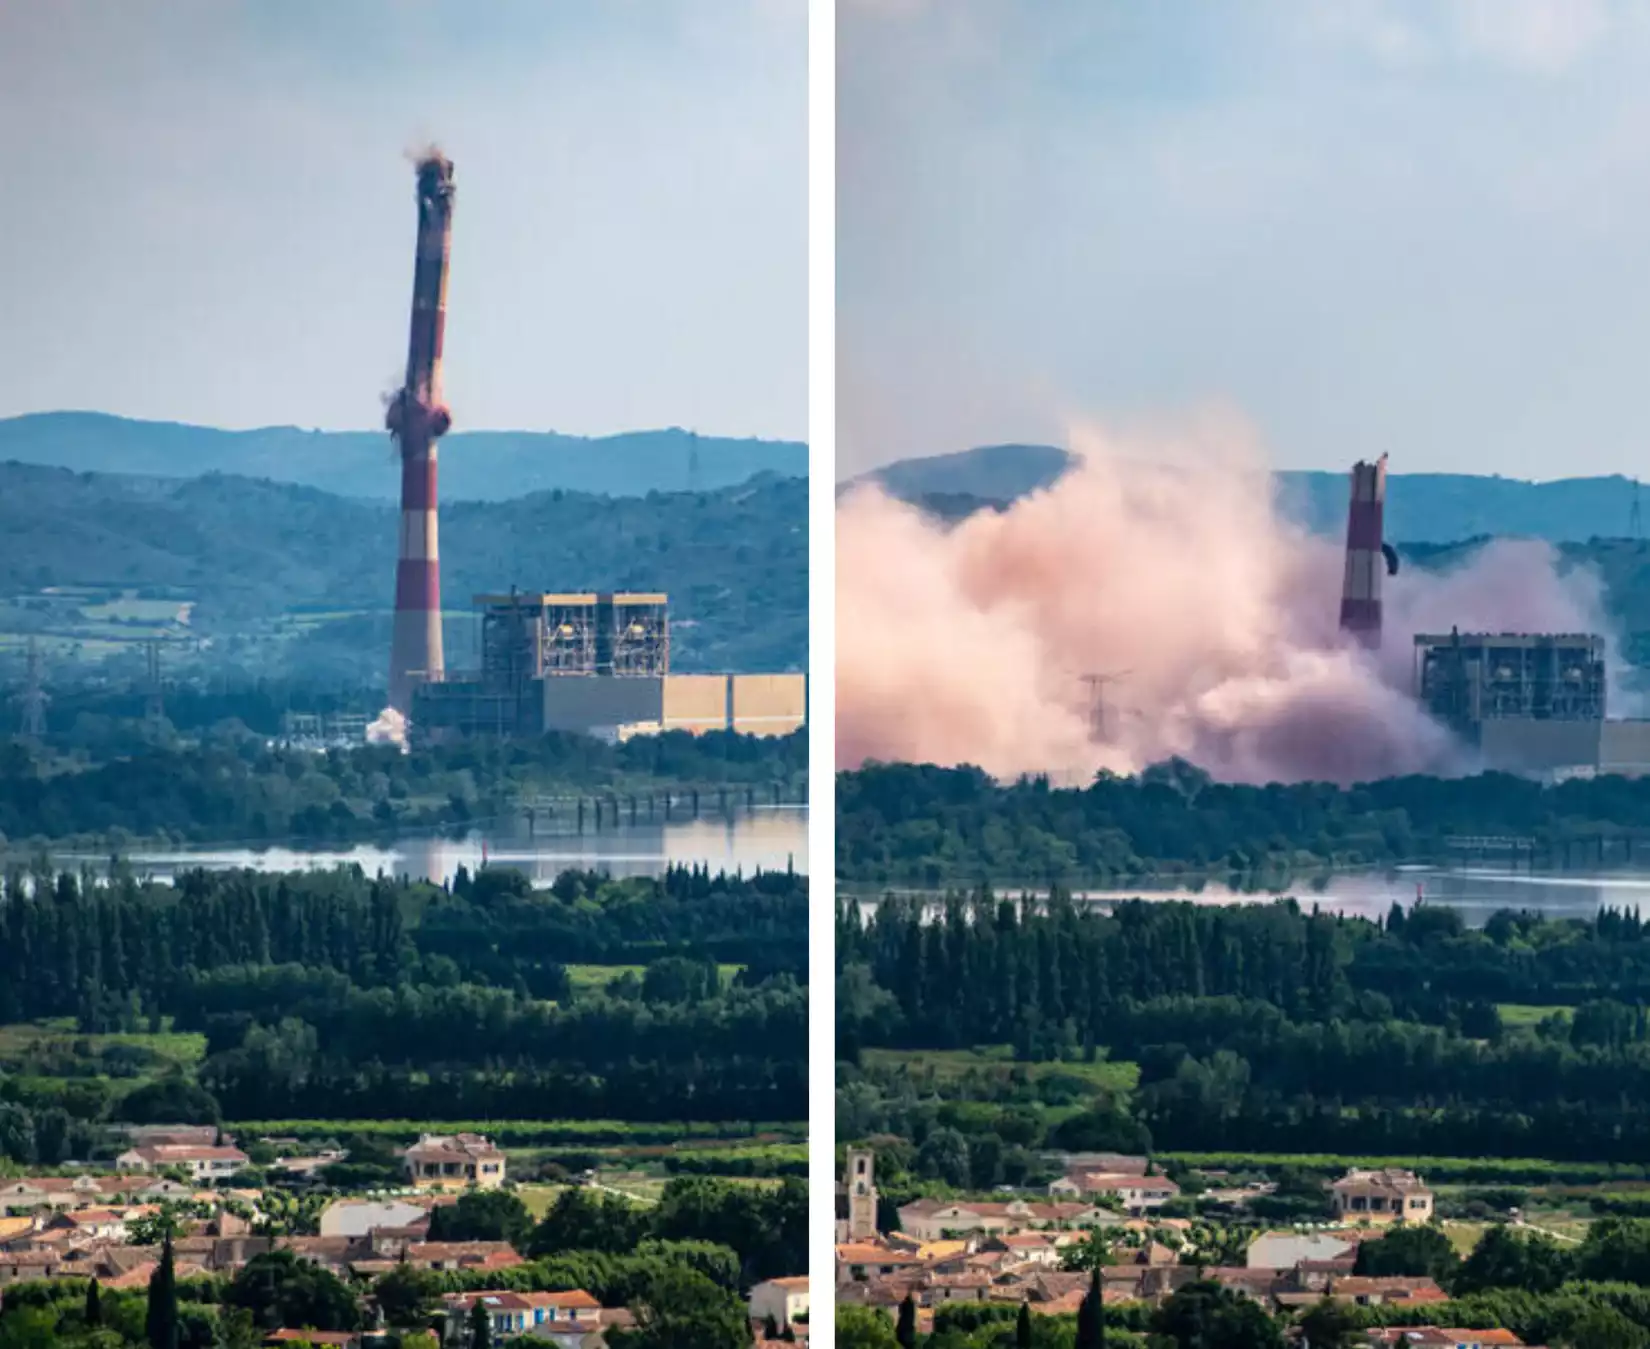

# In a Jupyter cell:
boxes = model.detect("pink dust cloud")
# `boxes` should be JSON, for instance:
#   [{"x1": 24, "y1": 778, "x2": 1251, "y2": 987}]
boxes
[{"x1": 836, "y1": 417, "x2": 1616, "y2": 785}]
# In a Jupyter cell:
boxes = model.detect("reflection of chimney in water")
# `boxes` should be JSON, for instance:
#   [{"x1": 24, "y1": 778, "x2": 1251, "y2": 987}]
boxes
[{"x1": 1339, "y1": 454, "x2": 1391, "y2": 647}]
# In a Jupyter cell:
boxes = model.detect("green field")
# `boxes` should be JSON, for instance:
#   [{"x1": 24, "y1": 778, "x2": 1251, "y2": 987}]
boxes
[
  {"x1": 861, "y1": 1045, "x2": 1140, "y2": 1093},
  {"x1": 1163, "y1": 1149, "x2": 1650, "y2": 1186},
  {"x1": 1498, "y1": 1003, "x2": 1572, "y2": 1028},
  {"x1": 566, "y1": 964, "x2": 746, "y2": 994},
  {"x1": 227, "y1": 1118, "x2": 806, "y2": 1147},
  {"x1": 0, "y1": 1021, "x2": 207, "y2": 1066}
]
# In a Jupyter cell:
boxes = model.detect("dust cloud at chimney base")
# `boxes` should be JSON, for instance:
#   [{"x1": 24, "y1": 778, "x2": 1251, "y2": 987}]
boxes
[{"x1": 836, "y1": 419, "x2": 1615, "y2": 785}]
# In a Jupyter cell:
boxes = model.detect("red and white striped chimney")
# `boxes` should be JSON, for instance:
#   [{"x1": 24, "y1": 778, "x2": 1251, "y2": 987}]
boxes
[
  {"x1": 1339, "y1": 454, "x2": 1388, "y2": 647},
  {"x1": 386, "y1": 152, "x2": 455, "y2": 715}
]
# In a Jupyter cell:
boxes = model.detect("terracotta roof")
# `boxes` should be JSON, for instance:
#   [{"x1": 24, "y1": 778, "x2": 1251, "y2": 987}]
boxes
[
  {"x1": 837, "y1": 1243, "x2": 922, "y2": 1265},
  {"x1": 121, "y1": 1146, "x2": 248, "y2": 1163},
  {"x1": 407, "y1": 1241, "x2": 524, "y2": 1267}
]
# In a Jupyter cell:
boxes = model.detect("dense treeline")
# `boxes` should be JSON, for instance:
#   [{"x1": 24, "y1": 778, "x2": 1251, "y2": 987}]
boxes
[
  {"x1": 2, "y1": 862, "x2": 803, "y2": 1023},
  {"x1": 838, "y1": 760, "x2": 1650, "y2": 882},
  {"x1": 838, "y1": 892, "x2": 1650, "y2": 1162},
  {"x1": 0, "y1": 863, "x2": 805, "y2": 1135},
  {"x1": 0, "y1": 727, "x2": 805, "y2": 845}
]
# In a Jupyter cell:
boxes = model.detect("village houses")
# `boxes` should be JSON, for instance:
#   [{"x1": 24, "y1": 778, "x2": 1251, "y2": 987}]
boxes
[
  {"x1": 1329, "y1": 1168, "x2": 1435, "y2": 1224},
  {"x1": 402, "y1": 1132, "x2": 507, "y2": 1189},
  {"x1": 114, "y1": 1143, "x2": 250, "y2": 1183},
  {"x1": 748, "y1": 1275, "x2": 810, "y2": 1331}
]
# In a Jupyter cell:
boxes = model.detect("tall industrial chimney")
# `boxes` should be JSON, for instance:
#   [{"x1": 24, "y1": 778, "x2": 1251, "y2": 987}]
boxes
[
  {"x1": 1339, "y1": 454, "x2": 1389, "y2": 647},
  {"x1": 386, "y1": 152, "x2": 455, "y2": 715}
]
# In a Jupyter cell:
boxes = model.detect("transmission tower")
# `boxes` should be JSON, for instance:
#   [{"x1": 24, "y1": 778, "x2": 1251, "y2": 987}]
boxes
[
  {"x1": 144, "y1": 640, "x2": 165, "y2": 723},
  {"x1": 1079, "y1": 670, "x2": 1130, "y2": 741},
  {"x1": 14, "y1": 638, "x2": 47, "y2": 738}
]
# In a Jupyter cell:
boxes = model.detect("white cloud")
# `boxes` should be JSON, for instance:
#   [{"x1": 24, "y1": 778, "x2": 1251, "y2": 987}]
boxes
[{"x1": 1454, "y1": 0, "x2": 1613, "y2": 75}]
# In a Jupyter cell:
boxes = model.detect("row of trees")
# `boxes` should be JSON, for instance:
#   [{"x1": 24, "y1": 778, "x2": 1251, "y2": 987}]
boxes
[
  {"x1": 839, "y1": 893, "x2": 1650, "y2": 1162},
  {"x1": 838, "y1": 759, "x2": 1650, "y2": 882},
  {"x1": 0, "y1": 726, "x2": 804, "y2": 845},
  {"x1": 0, "y1": 863, "x2": 804, "y2": 1024},
  {"x1": 0, "y1": 863, "x2": 806, "y2": 1140}
]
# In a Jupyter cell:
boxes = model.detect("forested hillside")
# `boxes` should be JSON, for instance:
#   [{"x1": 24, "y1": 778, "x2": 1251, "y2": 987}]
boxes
[{"x1": 0, "y1": 463, "x2": 805, "y2": 680}]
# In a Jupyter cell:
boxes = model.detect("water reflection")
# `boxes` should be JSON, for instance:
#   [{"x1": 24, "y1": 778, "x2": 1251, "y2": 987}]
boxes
[
  {"x1": 846, "y1": 862, "x2": 1650, "y2": 928},
  {"x1": 89, "y1": 805, "x2": 808, "y2": 887}
]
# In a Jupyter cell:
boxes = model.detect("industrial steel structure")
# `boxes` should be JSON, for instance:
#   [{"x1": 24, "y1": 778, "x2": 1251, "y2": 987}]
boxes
[
  {"x1": 478, "y1": 591, "x2": 670, "y2": 683},
  {"x1": 1339, "y1": 455, "x2": 1397, "y2": 646},
  {"x1": 386, "y1": 151, "x2": 456, "y2": 714},
  {"x1": 412, "y1": 591, "x2": 804, "y2": 743},
  {"x1": 1415, "y1": 631, "x2": 1607, "y2": 735}
]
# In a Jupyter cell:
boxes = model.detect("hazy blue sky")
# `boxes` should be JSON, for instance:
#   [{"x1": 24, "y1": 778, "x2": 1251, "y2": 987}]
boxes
[
  {"x1": 840, "y1": 0, "x2": 1650, "y2": 478},
  {"x1": 0, "y1": 0, "x2": 804, "y2": 440}
]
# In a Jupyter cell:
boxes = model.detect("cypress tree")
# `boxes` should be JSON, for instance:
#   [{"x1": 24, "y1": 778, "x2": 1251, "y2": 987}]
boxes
[
  {"x1": 84, "y1": 1277, "x2": 101, "y2": 1327},
  {"x1": 1091, "y1": 1263, "x2": 1106, "y2": 1348},
  {"x1": 895, "y1": 1292, "x2": 917, "y2": 1349},
  {"x1": 469, "y1": 1299, "x2": 493, "y2": 1349},
  {"x1": 146, "y1": 1234, "x2": 178, "y2": 1349},
  {"x1": 1016, "y1": 1299, "x2": 1032, "y2": 1349}
]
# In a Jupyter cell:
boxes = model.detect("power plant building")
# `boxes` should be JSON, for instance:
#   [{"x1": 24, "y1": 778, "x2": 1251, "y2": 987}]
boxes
[
  {"x1": 412, "y1": 591, "x2": 804, "y2": 743},
  {"x1": 1413, "y1": 631, "x2": 1650, "y2": 776}
]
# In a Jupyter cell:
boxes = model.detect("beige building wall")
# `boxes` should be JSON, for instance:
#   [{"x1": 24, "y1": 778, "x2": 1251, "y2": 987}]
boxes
[
  {"x1": 661, "y1": 674, "x2": 732, "y2": 732},
  {"x1": 540, "y1": 672, "x2": 802, "y2": 738},
  {"x1": 1479, "y1": 718, "x2": 1602, "y2": 774},
  {"x1": 731, "y1": 674, "x2": 806, "y2": 737},
  {"x1": 1601, "y1": 720, "x2": 1650, "y2": 776}
]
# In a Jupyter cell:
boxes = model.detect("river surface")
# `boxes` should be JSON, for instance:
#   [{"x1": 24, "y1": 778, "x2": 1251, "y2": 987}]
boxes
[
  {"x1": 80, "y1": 805, "x2": 808, "y2": 887},
  {"x1": 843, "y1": 862, "x2": 1650, "y2": 927}
]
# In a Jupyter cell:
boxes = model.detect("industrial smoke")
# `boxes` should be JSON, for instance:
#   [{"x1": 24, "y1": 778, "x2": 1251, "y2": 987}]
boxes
[
  {"x1": 366, "y1": 706, "x2": 409, "y2": 750},
  {"x1": 836, "y1": 416, "x2": 1615, "y2": 785}
]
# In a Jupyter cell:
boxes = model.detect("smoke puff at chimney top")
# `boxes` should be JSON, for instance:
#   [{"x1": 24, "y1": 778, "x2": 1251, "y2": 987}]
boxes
[{"x1": 835, "y1": 415, "x2": 1618, "y2": 786}]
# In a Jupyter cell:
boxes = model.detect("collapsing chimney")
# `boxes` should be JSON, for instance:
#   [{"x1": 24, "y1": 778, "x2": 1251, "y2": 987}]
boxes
[
  {"x1": 1339, "y1": 454, "x2": 1393, "y2": 647},
  {"x1": 386, "y1": 152, "x2": 455, "y2": 715}
]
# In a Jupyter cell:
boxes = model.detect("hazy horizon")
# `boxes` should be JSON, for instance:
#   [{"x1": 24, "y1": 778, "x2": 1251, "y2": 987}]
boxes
[
  {"x1": 0, "y1": 408, "x2": 803, "y2": 444},
  {"x1": 0, "y1": 0, "x2": 805, "y2": 442},
  {"x1": 840, "y1": 0, "x2": 1650, "y2": 480}
]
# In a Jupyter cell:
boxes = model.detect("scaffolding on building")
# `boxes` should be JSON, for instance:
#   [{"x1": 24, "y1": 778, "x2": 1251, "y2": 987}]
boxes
[
  {"x1": 1414, "y1": 631, "x2": 1607, "y2": 737},
  {"x1": 475, "y1": 591, "x2": 669, "y2": 681}
]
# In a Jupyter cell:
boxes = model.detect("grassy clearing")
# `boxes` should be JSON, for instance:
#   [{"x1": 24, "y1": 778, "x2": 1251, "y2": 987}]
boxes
[
  {"x1": 1498, "y1": 1003, "x2": 1571, "y2": 1028},
  {"x1": 80, "y1": 598, "x2": 190, "y2": 623},
  {"x1": 228, "y1": 1118, "x2": 806, "y2": 1148},
  {"x1": 0, "y1": 1021, "x2": 207, "y2": 1069},
  {"x1": 862, "y1": 1045, "x2": 1139, "y2": 1094},
  {"x1": 566, "y1": 964, "x2": 746, "y2": 994},
  {"x1": 1441, "y1": 1221, "x2": 1491, "y2": 1256},
  {"x1": 517, "y1": 1183, "x2": 569, "y2": 1219},
  {"x1": 1164, "y1": 1150, "x2": 1650, "y2": 1186}
]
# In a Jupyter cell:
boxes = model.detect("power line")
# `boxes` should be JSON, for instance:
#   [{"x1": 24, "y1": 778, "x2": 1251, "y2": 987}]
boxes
[
  {"x1": 14, "y1": 638, "x2": 48, "y2": 739},
  {"x1": 1079, "y1": 670, "x2": 1131, "y2": 741}
]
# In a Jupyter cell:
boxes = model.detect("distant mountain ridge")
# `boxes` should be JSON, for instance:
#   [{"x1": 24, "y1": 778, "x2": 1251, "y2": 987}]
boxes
[
  {"x1": 859, "y1": 443, "x2": 1650, "y2": 544},
  {"x1": 0, "y1": 412, "x2": 806, "y2": 502}
]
